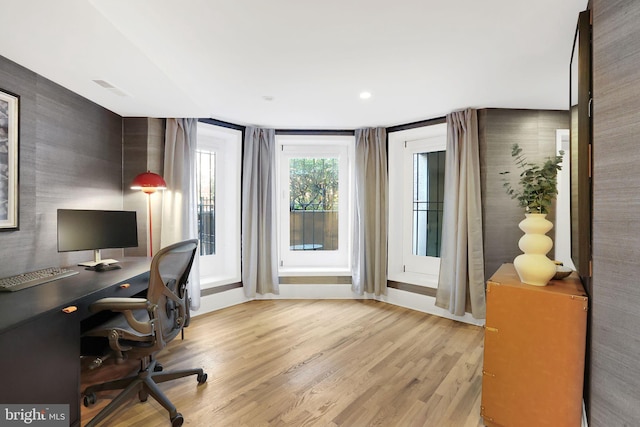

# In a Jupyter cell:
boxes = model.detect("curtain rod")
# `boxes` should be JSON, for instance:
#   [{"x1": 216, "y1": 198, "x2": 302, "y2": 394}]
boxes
[
  {"x1": 275, "y1": 129, "x2": 355, "y2": 136},
  {"x1": 386, "y1": 116, "x2": 446, "y2": 133},
  {"x1": 198, "y1": 117, "x2": 245, "y2": 131},
  {"x1": 199, "y1": 116, "x2": 448, "y2": 135}
]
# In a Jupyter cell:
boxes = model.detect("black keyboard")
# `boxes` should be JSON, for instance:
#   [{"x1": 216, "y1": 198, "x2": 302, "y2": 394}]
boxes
[{"x1": 0, "y1": 267, "x2": 79, "y2": 292}]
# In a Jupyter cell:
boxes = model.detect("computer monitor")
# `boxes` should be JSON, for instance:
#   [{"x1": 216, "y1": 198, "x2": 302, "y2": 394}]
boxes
[{"x1": 57, "y1": 209, "x2": 139, "y2": 267}]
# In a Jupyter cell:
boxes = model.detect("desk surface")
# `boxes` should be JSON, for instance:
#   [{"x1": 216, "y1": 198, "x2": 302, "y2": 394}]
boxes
[{"x1": 0, "y1": 257, "x2": 151, "y2": 333}]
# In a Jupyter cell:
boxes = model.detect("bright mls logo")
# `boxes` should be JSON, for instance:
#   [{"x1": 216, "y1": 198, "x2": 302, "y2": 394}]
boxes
[{"x1": 0, "y1": 405, "x2": 68, "y2": 426}]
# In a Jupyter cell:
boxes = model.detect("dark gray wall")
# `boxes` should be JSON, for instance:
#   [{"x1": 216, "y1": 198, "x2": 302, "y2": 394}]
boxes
[
  {"x1": 591, "y1": 1, "x2": 640, "y2": 424},
  {"x1": 479, "y1": 109, "x2": 568, "y2": 280},
  {"x1": 0, "y1": 55, "x2": 123, "y2": 276},
  {"x1": 123, "y1": 117, "x2": 165, "y2": 257}
]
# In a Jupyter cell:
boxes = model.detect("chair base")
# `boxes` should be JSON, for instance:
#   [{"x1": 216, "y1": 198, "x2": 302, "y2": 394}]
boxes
[{"x1": 83, "y1": 357, "x2": 206, "y2": 427}]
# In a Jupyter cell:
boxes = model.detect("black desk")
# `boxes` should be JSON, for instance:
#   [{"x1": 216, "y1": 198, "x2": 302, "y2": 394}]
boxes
[{"x1": 0, "y1": 257, "x2": 151, "y2": 427}]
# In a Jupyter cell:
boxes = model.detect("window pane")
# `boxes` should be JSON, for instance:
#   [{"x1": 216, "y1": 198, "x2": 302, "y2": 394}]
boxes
[
  {"x1": 196, "y1": 150, "x2": 215, "y2": 255},
  {"x1": 289, "y1": 157, "x2": 339, "y2": 251},
  {"x1": 413, "y1": 151, "x2": 445, "y2": 257}
]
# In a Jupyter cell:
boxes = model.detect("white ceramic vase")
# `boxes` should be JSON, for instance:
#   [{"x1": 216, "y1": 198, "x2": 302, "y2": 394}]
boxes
[{"x1": 513, "y1": 213, "x2": 556, "y2": 286}]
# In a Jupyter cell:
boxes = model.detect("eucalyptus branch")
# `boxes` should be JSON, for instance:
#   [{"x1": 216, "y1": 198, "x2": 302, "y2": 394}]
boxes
[{"x1": 500, "y1": 144, "x2": 564, "y2": 214}]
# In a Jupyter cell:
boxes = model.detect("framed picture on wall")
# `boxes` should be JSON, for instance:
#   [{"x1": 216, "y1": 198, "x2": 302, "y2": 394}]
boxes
[{"x1": 0, "y1": 88, "x2": 19, "y2": 230}]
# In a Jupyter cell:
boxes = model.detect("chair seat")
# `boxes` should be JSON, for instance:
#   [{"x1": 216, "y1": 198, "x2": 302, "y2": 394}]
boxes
[{"x1": 83, "y1": 309, "x2": 151, "y2": 341}]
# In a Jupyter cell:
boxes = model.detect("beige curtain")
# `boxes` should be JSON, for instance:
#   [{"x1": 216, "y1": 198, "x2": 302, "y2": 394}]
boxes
[
  {"x1": 161, "y1": 118, "x2": 201, "y2": 310},
  {"x1": 435, "y1": 109, "x2": 486, "y2": 319},
  {"x1": 241, "y1": 127, "x2": 279, "y2": 297},
  {"x1": 352, "y1": 127, "x2": 388, "y2": 296}
]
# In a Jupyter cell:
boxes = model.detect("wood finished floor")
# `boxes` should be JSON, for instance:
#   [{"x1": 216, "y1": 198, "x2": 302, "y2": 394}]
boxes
[{"x1": 81, "y1": 300, "x2": 485, "y2": 427}]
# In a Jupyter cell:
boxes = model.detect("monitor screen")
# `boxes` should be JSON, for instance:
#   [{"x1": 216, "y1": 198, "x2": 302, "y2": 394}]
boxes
[{"x1": 57, "y1": 209, "x2": 138, "y2": 266}]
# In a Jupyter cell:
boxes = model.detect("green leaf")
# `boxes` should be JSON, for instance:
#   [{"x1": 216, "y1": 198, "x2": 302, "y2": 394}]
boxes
[{"x1": 499, "y1": 143, "x2": 562, "y2": 214}]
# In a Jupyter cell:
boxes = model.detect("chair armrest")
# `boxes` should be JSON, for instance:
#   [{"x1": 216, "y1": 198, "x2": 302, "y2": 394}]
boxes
[
  {"x1": 89, "y1": 297, "x2": 149, "y2": 313},
  {"x1": 89, "y1": 297, "x2": 153, "y2": 335}
]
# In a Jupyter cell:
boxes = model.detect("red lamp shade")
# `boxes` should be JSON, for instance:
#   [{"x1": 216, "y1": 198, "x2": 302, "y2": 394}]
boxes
[{"x1": 131, "y1": 171, "x2": 167, "y2": 194}]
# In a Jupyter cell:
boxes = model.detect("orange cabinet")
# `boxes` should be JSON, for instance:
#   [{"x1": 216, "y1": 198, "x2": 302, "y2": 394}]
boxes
[{"x1": 481, "y1": 263, "x2": 588, "y2": 427}]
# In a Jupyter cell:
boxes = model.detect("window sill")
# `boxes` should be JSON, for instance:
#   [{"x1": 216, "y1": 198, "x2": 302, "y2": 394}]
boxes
[{"x1": 278, "y1": 267, "x2": 351, "y2": 277}]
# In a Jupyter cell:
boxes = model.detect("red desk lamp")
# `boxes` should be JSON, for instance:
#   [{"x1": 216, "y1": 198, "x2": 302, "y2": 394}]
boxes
[{"x1": 131, "y1": 171, "x2": 167, "y2": 257}]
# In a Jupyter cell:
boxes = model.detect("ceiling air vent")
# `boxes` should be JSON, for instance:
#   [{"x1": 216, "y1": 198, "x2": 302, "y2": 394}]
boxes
[{"x1": 92, "y1": 79, "x2": 129, "y2": 97}]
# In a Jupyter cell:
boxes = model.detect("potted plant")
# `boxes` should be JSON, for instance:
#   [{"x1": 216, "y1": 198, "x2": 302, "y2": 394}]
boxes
[
  {"x1": 500, "y1": 144, "x2": 564, "y2": 214},
  {"x1": 500, "y1": 144, "x2": 564, "y2": 286}
]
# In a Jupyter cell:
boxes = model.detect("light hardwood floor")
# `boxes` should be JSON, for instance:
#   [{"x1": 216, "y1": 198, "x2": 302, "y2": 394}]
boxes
[{"x1": 81, "y1": 300, "x2": 485, "y2": 426}]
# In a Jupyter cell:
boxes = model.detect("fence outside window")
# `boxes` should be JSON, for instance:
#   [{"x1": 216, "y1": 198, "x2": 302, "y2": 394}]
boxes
[
  {"x1": 289, "y1": 209, "x2": 338, "y2": 251},
  {"x1": 198, "y1": 196, "x2": 215, "y2": 255},
  {"x1": 196, "y1": 150, "x2": 215, "y2": 256},
  {"x1": 289, "y1": 157, "x2": 339, "y2": 251},
  {"x1": 412, "y1": 150, "x2": 445, "y2": 257}
]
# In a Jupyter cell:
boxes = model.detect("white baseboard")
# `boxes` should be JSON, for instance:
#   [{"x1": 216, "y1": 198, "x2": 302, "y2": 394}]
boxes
[
  {"x1": 257, "y1": 284, "x2": 364, "y2": 300},
  {"x1": 378, "y1": 287, "x2": 485, "y2": 326},
  {"x1": 191, "y1": 287, "x2": 250, "y2": 317},
  {"x1": 190, "y1": 284, "x2": 486, "y2": 327},
  {"x1": 192, "y1": 283, "x2": 483, "y2": 327}
]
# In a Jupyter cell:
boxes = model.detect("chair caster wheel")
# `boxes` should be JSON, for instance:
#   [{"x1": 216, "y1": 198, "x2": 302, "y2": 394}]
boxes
[
  {"x1": 197, "y1": 372, "x2": 208, "y2": 384},
  {"x1": 154, "y1": 362, "x2": 163, "y2": 372},
  {"x1": 138, "y1": 390, "x2": 148, "y2": 402},
  {"x1": 171, "y1": 413, "x2": 184, "y2": 427},
  {"x1": 83, "y1": 392, "x2": 96, "y2": 407}
]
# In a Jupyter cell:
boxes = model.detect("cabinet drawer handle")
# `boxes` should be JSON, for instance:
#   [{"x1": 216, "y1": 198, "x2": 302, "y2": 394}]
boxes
[
  {"x1": 62, "y1": 306, "x2": 77, "y2": 314},
  {"x1": 119, "y1": 283, "x2": 130, "y2": 289}
]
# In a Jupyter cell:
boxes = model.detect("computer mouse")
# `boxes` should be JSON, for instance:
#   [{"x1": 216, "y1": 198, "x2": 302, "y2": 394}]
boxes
[
  {"x1": 93, "y1": 263, "x2": 121, "y2": 272},
  {"x1": 93, "y1": 263, "x2": 108, "y2": 272}
]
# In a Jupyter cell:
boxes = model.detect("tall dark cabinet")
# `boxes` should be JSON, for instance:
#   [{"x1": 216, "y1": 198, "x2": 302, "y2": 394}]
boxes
[
  {"x1": 570, "y1": 9, "x2": 593, "y2": 297},
  {"x1": 569, "y1": 4, "x2": 593, "y2": 419}
]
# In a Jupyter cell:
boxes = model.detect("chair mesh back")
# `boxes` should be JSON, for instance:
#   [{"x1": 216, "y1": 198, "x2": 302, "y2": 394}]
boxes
[{"x1": 146, "y1": 239, "x2": 198, "y2": 345}]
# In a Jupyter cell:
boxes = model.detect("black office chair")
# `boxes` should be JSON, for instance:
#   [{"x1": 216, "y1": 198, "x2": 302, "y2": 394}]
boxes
[{"x1": 81, "y1": 239, "x2": 207, "y2": 427}]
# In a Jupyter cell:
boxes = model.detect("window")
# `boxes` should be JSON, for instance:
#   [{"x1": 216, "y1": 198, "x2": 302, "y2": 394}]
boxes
[
  {"x1": 196, "y1": 122, "x2": 242, "y2": 287},
  {"x1": 388, "y1": 123, "x2": 447, "y2": 287},
  {"x1": 277, "y1": 135, "x2": 354, "y2": 272},
  {"x1": 288, "y1": 157, "x2": 339, "y2": 251},
  {"x1": 196, "y1": 149, "x2": 216, "y2": 256},
  {"x1": 412, "y1": 150, "x2": 445, "y2": 257}
]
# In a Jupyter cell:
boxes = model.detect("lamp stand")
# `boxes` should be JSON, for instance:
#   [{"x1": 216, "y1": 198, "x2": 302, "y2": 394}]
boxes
[{"x1": 147, "y1": 192, "x2": 154, "y2": 257}]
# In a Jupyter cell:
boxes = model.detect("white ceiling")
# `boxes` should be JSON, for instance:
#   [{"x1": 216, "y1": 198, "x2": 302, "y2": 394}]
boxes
[{"x1": 0, "y1": 0, "x2": 586, "y2": 129}]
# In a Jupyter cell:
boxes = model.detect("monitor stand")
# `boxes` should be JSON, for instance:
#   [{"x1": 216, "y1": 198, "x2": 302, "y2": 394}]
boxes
[{"x1": 78, "y1": 249, "x2": 118, "y2": 267}]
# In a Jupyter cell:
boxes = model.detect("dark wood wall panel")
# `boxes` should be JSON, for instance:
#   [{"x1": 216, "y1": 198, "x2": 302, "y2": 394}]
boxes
[
  {"x1": 147, "y1": 118, "x2": 165, "y2": 255},
  {"x1": 0, "y1": 55, "x2": 123, "y2": 276},
  {"x1": 122, "y1": 117, "x2": 165, "y2": 257},
  {"x1": 123, "y1": 117, "x2": 152, "y2": 257},
  {"x1": 591, "y1": 1, "x2": 640, "y2": 424},
  {"x1": 479, "y1": 109, "x2": 568, "y2": 280},
  {"x1": 0, "y1": 56, "x2": 39, "y2": 274}
]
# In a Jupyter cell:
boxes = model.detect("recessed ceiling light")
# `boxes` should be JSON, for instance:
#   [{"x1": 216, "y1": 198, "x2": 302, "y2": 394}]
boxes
[
  {"x1": 262, "y1": 95, "x2": 274, "y2": 101},
  {"x1": 359, "y1": 91, "x2": 372, "y2": 100}
]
